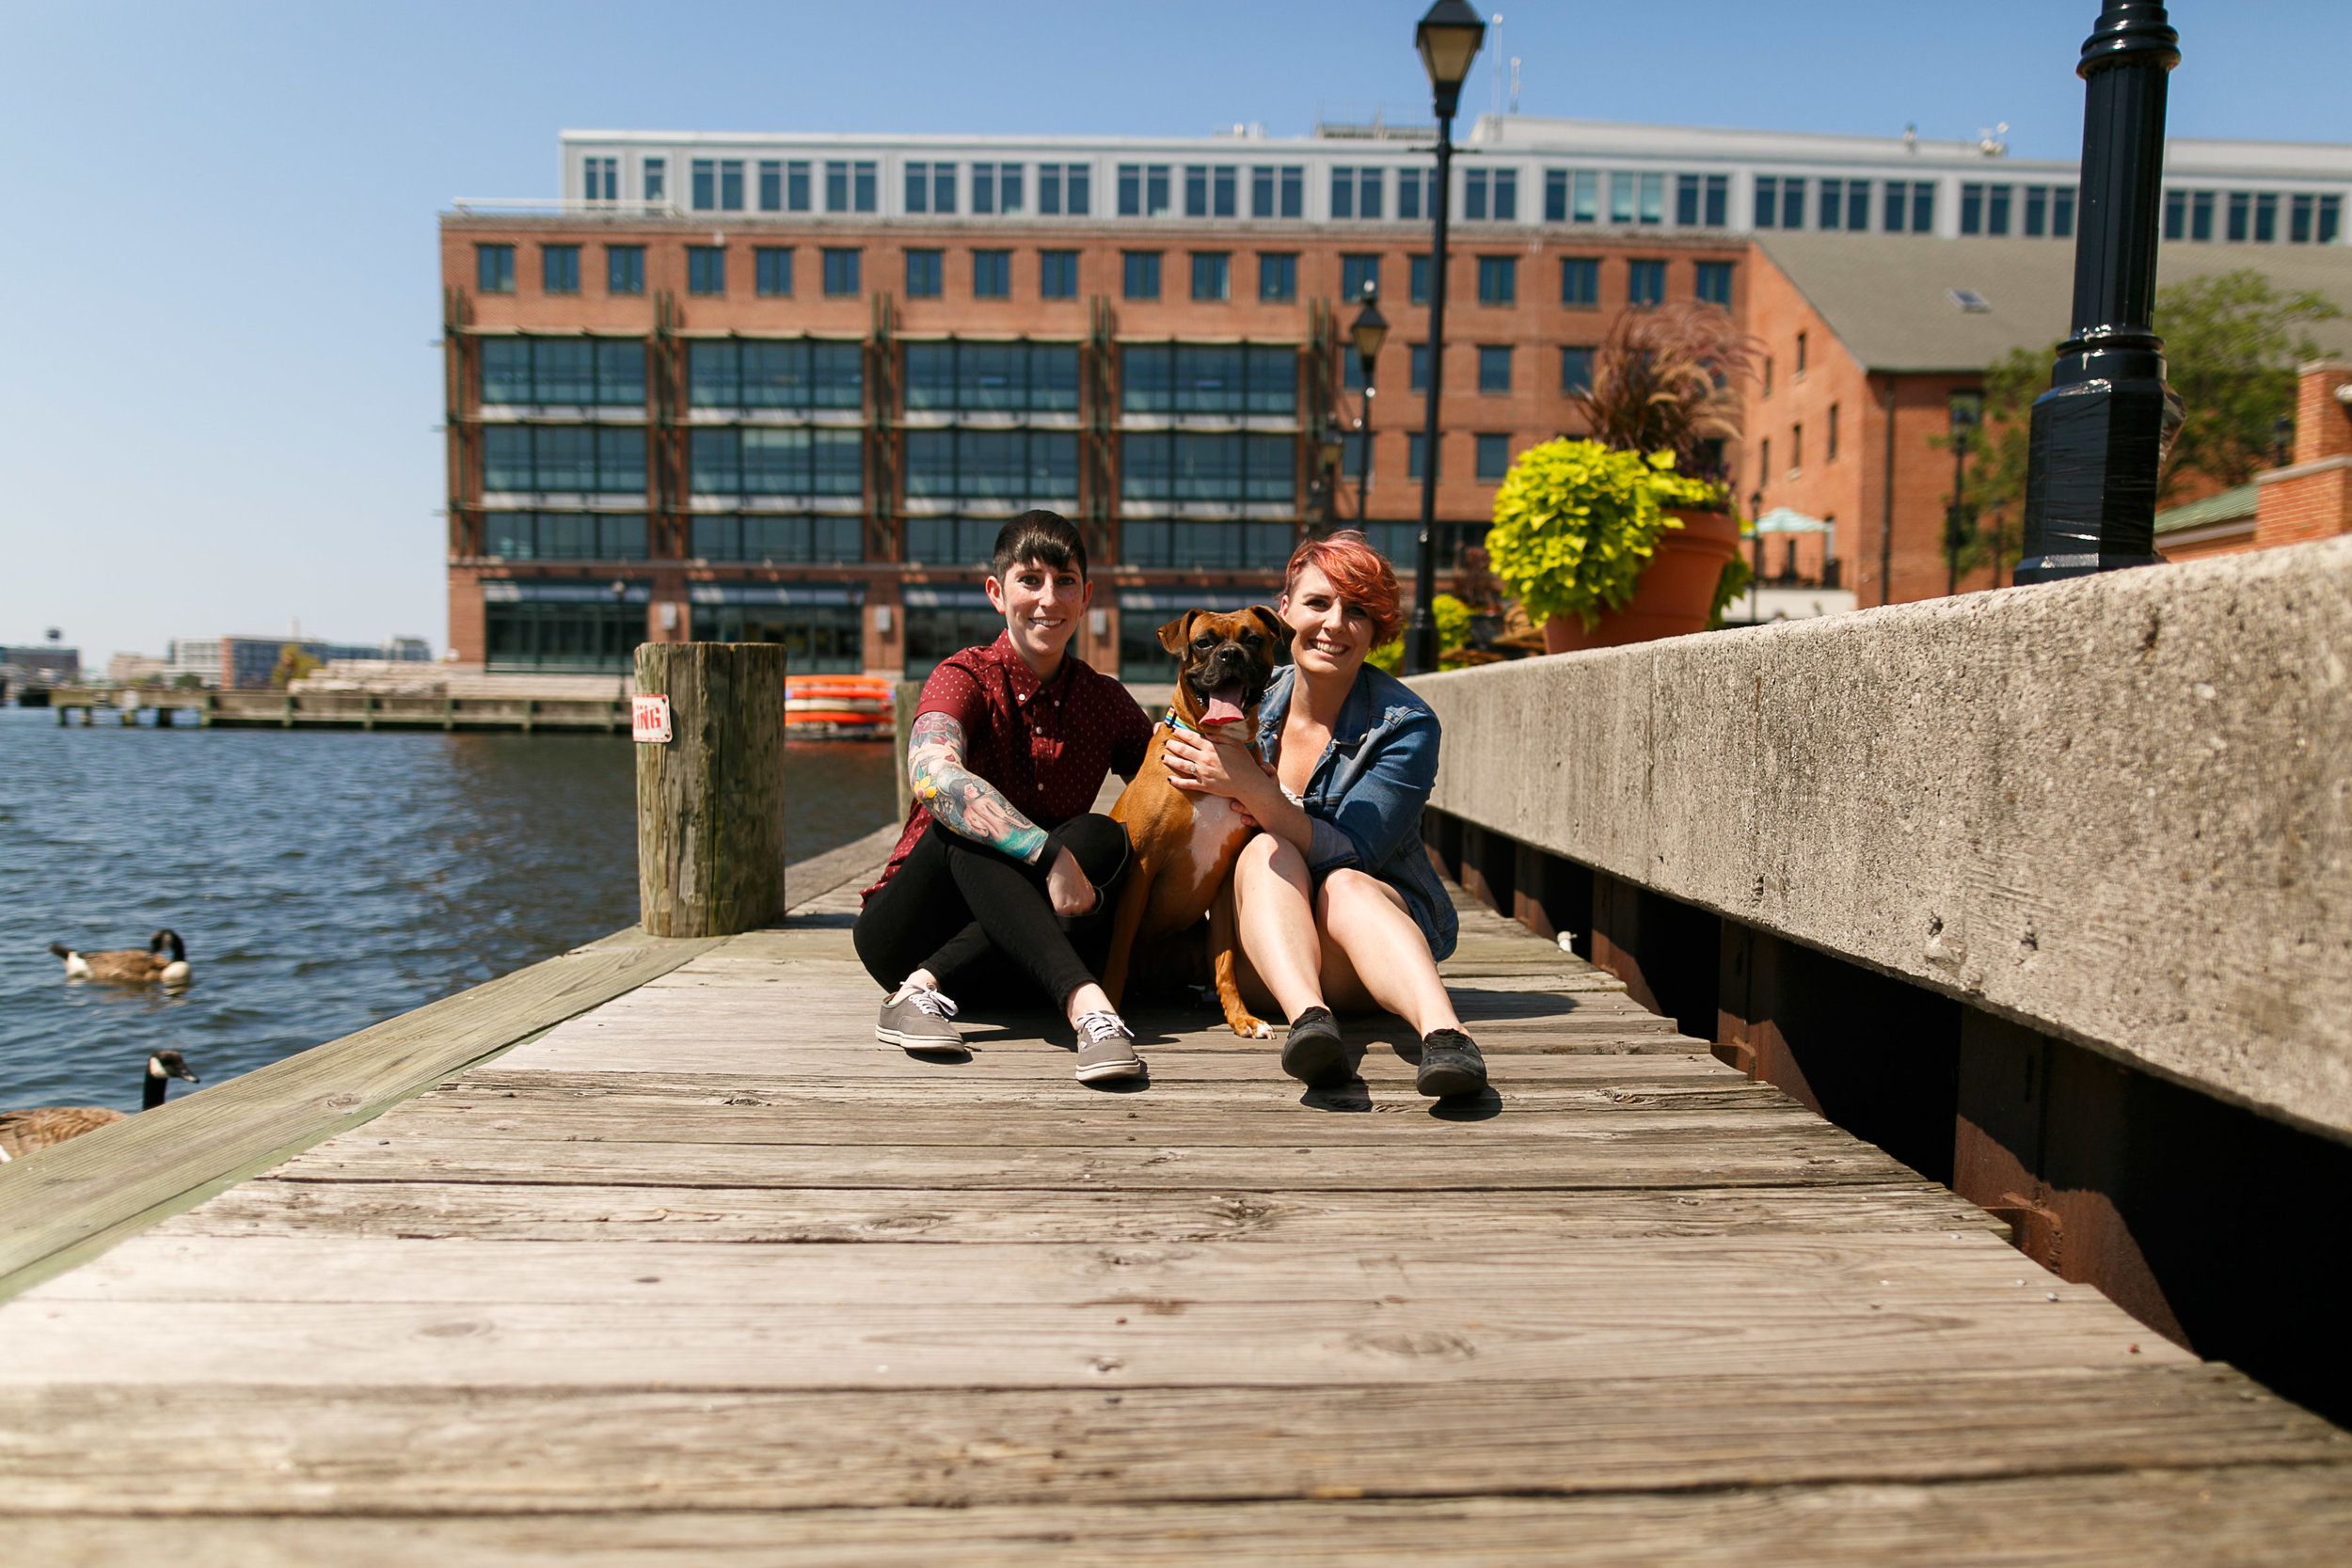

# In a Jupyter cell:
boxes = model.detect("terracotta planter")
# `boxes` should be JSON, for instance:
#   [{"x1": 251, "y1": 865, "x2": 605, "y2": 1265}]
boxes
[{"x1": 1540, "y1": 509, "x2": 1741, "y2": 655}]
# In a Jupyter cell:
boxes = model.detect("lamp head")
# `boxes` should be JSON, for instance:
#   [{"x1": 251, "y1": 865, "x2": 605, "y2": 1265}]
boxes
[
  {"x1": 1415, "y1": 0, "x2": 1486, "y2": 119},
  {"x1": 1349, "y1": 294, "x2": 1390, "y2": 374},
  {"x1": 1949, "y1": 390, "x2": 1984, "y2": 431},
  {"x1": 1317, "y1": 417, "x2": 1345, "y2": 468}
]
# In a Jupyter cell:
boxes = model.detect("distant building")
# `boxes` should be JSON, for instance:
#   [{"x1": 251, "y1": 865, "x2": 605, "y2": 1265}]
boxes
[
  {"x1": 106, "y1": 653, "x2": 168, "y2": 684},
  {"x1": 442, "y1": 116, "x2": 2352, "y2": 678},
  {"x1": 2158, "y1": 359, "x2": 2352, "y2": 563},
  {"x1": 175, "y1": 636, "x2": 433, "y2": 689},
  {"x1": 166, "y1": 638, "x2": 224, "y2": 687},
  {"x1": 1, "y1": 644, "x2": 79, "y2": 691}
]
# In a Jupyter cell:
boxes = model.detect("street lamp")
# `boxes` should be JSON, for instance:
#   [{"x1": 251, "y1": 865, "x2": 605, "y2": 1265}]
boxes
[
  {"x1": 1946, "y1": 391, "x2": 1983, "y2": 597},
  {"x1": 1405, "y1": 0, "x2": 1486, "y2": 675},
  {"x1": 1349, "y1": 282, "x2": 1389, "y2": 527},
  {"x1": 1748, "y1": 488, "x2": 1764, "y2": 625},
  {"x1": 610, "y1": 578, "x2": 631, "y2": 704}
]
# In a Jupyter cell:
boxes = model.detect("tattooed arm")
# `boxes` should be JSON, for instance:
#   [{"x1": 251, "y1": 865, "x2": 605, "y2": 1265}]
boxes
[{"x1": 907, "y1": 711, "x2": 1050, "y2": 864}]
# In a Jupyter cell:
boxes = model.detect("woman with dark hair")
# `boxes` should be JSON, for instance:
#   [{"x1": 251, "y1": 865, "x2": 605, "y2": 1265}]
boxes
[
  {"x1": 1162, "y1": 531, "x2": 1486, "y2": 1099},
  {"x1": 854, "y1": 511, "x2": 1156, "y2": 1084}
]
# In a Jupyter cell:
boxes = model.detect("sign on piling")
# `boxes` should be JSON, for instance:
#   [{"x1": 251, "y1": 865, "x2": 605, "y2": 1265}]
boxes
[{"x1": 633, "y1": 642, "x2": 788, "y2": 936}]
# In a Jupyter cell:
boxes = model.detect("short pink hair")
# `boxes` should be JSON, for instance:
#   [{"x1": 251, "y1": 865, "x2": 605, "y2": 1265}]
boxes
[{"x1": 1283, "y1": 531, "x2": 1403, "y2": 645}]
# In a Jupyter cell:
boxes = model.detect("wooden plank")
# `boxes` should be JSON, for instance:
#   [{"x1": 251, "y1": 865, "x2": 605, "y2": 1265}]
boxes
[
  {"x1": 0, "y1": 1368, "x2": 2329, "y2": 1516},
  {"x1": 488, "y1": 1038, "x2": 1714, "y2": 1076},
  {"x1": 0, "y1": 1290, "x2": 2174, "y2": 1388},
  {"x1": 21, "y1": 1468, "x2": 2350, "y2": 1566},
  {"x1": 780, "y1": 823, "x2": 900, "y2": 912},
  {"x1": 154, "y1": 1181, "x2": 2004, "y2": 1245},
  {"x1": 0, "y1": 936, "x2": 726, "y2": 1303},
  {"x1": 256, "y1": 1125, "x2": 1919, "y2": 1189}
]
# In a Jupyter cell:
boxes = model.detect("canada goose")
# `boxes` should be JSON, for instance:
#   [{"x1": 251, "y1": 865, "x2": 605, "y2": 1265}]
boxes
[
  {"x1": 0, "y1": 1051, "x2": 201, "y2": 1162},
  {"x1": 47, "y1": 928, "x2": 191, "y2": 988}
]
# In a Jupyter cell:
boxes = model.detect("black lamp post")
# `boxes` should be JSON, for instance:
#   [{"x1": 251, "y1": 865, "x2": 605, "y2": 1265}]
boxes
[
  {"x1": 1349, "y1": 283, "x2": 1389, "y2": 526},
  {"x1": 1405, "y1": 0, "x2": 1485, "y2": 674},
  {"x1": 1946, "y1": 391, "x2": 1982, "y2": 597},
  {"x1": 2014, "y1": 0, "x2": 2182, "y2": 584},
  {"x1": 610, "y1": 578, "x2": 631, "y2": 702},
  {"x1": 1747, "y1": 487, "x2": 1765, "y2": 625}
]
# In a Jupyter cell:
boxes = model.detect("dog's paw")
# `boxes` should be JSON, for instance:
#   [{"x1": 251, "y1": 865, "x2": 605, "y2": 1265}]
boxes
[{"x1": 1232, "y1": 1016, "x2": 1271, "y2": 1039}]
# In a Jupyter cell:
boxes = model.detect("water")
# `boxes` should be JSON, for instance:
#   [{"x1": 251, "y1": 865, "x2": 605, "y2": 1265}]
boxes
[{"x1": 0, "y1": 708, "x2": 895, "y2": 1114}]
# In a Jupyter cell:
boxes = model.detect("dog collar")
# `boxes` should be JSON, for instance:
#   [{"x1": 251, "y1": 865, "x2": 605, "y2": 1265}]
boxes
[{"x1": 1162, "y1": 706, "x2": 1203, "y2": 736}]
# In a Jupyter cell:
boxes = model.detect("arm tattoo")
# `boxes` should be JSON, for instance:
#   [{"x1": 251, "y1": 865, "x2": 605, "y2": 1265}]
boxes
[{"x1": 907, "y1": 712, "x2": 1049, "y2": 863}]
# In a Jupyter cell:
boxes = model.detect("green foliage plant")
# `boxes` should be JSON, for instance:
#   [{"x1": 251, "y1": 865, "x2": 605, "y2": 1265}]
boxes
[
  {"x1": 1485, "y1": 439, "x2": 1721, "y2": 633},
  {"x1": 1367, "y1": 593, "x2": 1472, "y2": 673}
]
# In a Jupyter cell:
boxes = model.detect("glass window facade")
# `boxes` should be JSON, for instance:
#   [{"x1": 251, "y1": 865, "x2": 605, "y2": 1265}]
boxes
[
  {"x1": 755, "y1": 247, "x2": 792, "y2": 297},
  {"x1": 1475, "y1": 434, "x2": 1510, "y2": 483},
  {"x1": 690, "y1": 515, "x2": 862, "y2": 564},
  {"x1": 1340, "y1": 254, "x2": 1381, "y2": 302},
  {"x1": 485, "y1": 512, "x2": 648, "y2": 561},
  {"x1": 687, "y1": 245, "x2": 725, "y2": 295},
  {"x1": 1122, "y1": 250, "x2": 1162, "y2": 300},
  {"x1": 822, "y1": 248, "x2": 861, "y2": 296},
  {"x1": 481, "y1": 338, "x2": 645, "y2": 406},
  {"x1": 1694, "y1": 261, "x2": 1733, "y2": 307},
  {"x1": 694, "y1": 589, "x2": 863, "y2": 673},
  {"x1": 484, "y1": 580, "x2": 647, "y2": 673},
  {"x1": 1477, "y1": 345, "x2": 1511, "y2": 392},
  {"x1": 1120, "y1": 432, "x2": 1295, "y2": 504},
  {"x1": 689, "y1": 427, "x2": 863, "y2": 496},
  {"x1": 1190, "y1": 251, "x2": 1230, "y2": 302},
  {"x1": 687, "y1": 340, "x2": 863, "y2": 409},
  {"x1": 1477, "y1": 256, "x2": 1517, "y2": 305},
  {"x1": 900, "y1": 585, "x2": 1000, "y2": 685},
  {"x1": 1258, "y1": 252, "x2": 1296, "y2": 303},
  {"x1": 1559, "y1": 256, "x2": 1598, "y2": 307},
  {"x1": 482, "y1": 425, "x2": 647, "y2": 494},
  {"x1": 905, "y1": 248, "x2": 943, "y2": 298},
  {"x1": 904, "y1": 341, "x2": 1080, "y2": 412},
  {"x1": 1628, "y1": 259, "x2": 1666, "y2": 306},
  {"x1": 1120, "y1": 344, "x2": 1296, "y2": 416},
  {"x1": 477, "y1": 244, "x2": 515, "y2": 293},
  {"x1": 607, "y1": 245, "x2": 645, "y2": 294},
  {"x1": 904, "y1": 429, "x2": 1078, "y2": 499},
  {"x1": 541, "y1": 245, "x2": 580, "y2": 293},
  {"x1": 1040, "y1": 250, "x2": 1079, "y2": 298},
  {"x1": 972, "y1": 249, "x2": 1012, "y2": 298}
]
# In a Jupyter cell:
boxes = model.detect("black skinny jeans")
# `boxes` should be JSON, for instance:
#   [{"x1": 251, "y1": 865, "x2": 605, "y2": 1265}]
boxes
[{"x1": 853, "y1": 814, "x2": 1130, "y2": 1011}]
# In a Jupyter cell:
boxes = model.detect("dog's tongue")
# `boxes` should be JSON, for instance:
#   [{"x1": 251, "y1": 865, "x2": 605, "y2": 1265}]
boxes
[{"x1": 1200, "y1": 682, "x2": 1247, "y2": 727}]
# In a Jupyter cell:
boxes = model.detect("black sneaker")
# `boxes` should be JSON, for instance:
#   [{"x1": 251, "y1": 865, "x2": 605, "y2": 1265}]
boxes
[
  {"x1": 1280, "y1": 1007, "x2": 1351, "y2": 1089},
  {"x1": 1416, "y1": 1028, "x2": 1487, "y2": 1098}
]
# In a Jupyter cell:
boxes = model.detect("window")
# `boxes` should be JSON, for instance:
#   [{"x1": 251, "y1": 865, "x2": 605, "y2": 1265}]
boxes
[
  {"x1": 1571, "y1": 169, "x2": 1598, "y2": 222},
  {"x1": 1755, "y1": 176, "x2": 1779, "y2": 229},
  {"x1": 481, "y1": 337, "x2": 645, "y2": 406},
  {"x1": 2192, "y1": 190, "x2": 2215, "y2": 241},
  {"x1": 1790, "y1": 423, "x2": 1804, "y2": 471},
  {"x1": 2025, "y1": 186, "x2": 2048, "y2": 236},
  {"x1": 824, "y1": 160, "x2": 877, "y2": 214},
  {"x1": 1341, "y1": 254, "x2": 1381, "y2": 303},
  {"x1": 1279, "y1": 165, "x2": 1303, "y2": 217},
  {"x1": 482, "y1": 425, "x2": 647, "y2": 494},
  {"x1": 821, "y1": 247, "x2": 861, "y2": 296},
  {"x1": 483, "y1": 581, "x2": 648, "y2": 672},
  {"x1": 541, "y1": 244, "x2": 580, "y2": 293},
  {"x1": 583, "y1": 157, "x2": 617, "y2": 202},
  {"x1": 1477, "y1": 345, "x2": 1511, "y2": 393},
  {"x1": 690, "y1": 427, "x2": 863, "y2": 497},
  {"x1": 1912, "y1": 182, "x2": 1936, "y2": 234},
  {"x1": 1040, "y1": 250, "x2": 1079, "y2": 299},
  {"x1": 1883, "y1": 180, "x2": 1911, "y2": 232},
  {"x1": 1258, "y1": 252, "x2": 1296, "y2": 303},
  {"x1": 1542, "y1": 167, "x2": 1599, "y2": 224},
  {"x1": 1475, "y1": 434, "x2": 1510, "y2": 483},
  {"x1": 971, "y1": 162, "x2": 1023, "y2": 214},
  {"x1": 1397, "y1": 167, "x2": 1425, "y2": 220},
  {"x1": 904, "y1": 161, "x2": 958, "y2": 214},
  {"x1": 1122, "y1": 250, "x2": 1162, "y2": 300},
  {"x1": 1827, "y1": 404, "x2": 1840, "y2": 462},
  {"x1": 2228, "y1": 191, "x2": 2250, "y2": 243},
  {"x1": 687, "y1": 340, "x2": 863, "y2": 410},
  {"x1": 1190, "y1": 251, "x2": 1230, "y2": 302},
  {"x1": 1250, "y1": 166, "x2": 1275, "y2": 218},
  {"x1": 1182, "y1": 165, "x2": 1237, "y2": 218},
  {"x1": 690, "y1": 585, "x2": 866, "y2": 667},
  {"x1": 1039, "y1": 163, "x2": 1090, "y2": 215},
  {"x1": 477, "y1": 244, "x2": 515, "y2": 293},
  {"x1": 1761, "y1": 356, "x2": 1773, "y2": 395},
  {"x1": 1119, "y1": 431, "x2": 1295, "y2": 505},
  {"x1": 787, "y1": 160, "x2": 811, "y2": 212},
  {"x1": 1840, "y1": 179, "x2": 1871, "y2": 230},
  {"x1": 973, "y1": 249, "x2": 1011, "y2": 298},
  {"x1": 485, "y1": 512, "x2": 648, "y2": 562},
  {"x1": 643, "y1": 158, "x2": 666, "y2": 204},
  {"x1": 1988, "y1": 183, "x2": 2012, "y2": 235},
  {"x1": 692, "y1": 159, "x2": 715, "y2": 211},
  {"x1": 1962, "y1": 183, "x2": 1983, "y2": 234},
  {"x1": 2255, "y1": 192, "x2": 2279, "y2": 243},
  {"x1": 2292, "y1": 194, "x2": 2314, "y2": 244},
  {"x1": 1677, "y1": 175, "x2": 1701, "y2": 227},
  {"x1": 687, "y1": 245, "x2": 725, "y2": 295},
  {"x1": 1409, "y1": 253, "x2": 1431, "y2": 306},
  {"x1": 2321, "y1": 196, "x2": 2344, "y2": 244},
  {"x1": 607, "y1": 245, "x2": 644, "y2": 294},
  {"x1": 1547, "y1": 168, "x2": 1569, "y2": 223},
  {"x1": 1476, "y1": 256, "x2": 1516, "y2": 306},
  {"x1": 1409, "y1": 343, "x2": 1430, "y2": 394},
  {"x1": 758, "y1": 160, "x2": 782, "y2": 213},
  {"x1": 1407, "y1": 431, "x2": 1429, "y2": 482},
  {"x1": 1758, "y1": 438, "x2": 1770, "y2": 485},
  {"x1": 904, "y1": 248, "x2": 943, "y2": 298},
  {"x1": 1628, "y1": 259, "x2": 1665, "y2": 307},
  {"x1": 755, "y1": 247, "x2": 792, "y2": 297},
  {"x1": 1560, "y1": 345, "x2": 1592, "y2": 394},
  {"x1": 1705, "y1": 173, "x2": 1728, "y2": 227},
  {"x1": 1332, "y1": 166, "x2": 1380, "y2": 219},
  {"x1": 722, "y1": 160, "x2": 744, "y2": 211},
  {"x1": 1610, "y1": 171, "x2": 1658, "y2": 225},
  {"x1": 1462, "y1": 168, "x2": 1516, "y2": 222},
  {"x1": 1795, "y1": 331, "x2": 1807, "y2": 373},
  {"x1": 1120, "y1": 344, "x2": 1295, "y2": 416},
  {"x1": 2164, "y1": 189, "x2": 2185, "y2": 241},
  {"x1": 1694, "y1": 261, "x2": 1732, "y2": 307},
  {"x1": 906, "y1": 429, "x2": 1079, "y2": 501},
  {"x1": 1560, "y1": 256, "x2": 1599, "y2": 307},
  {"x1": 905, "y1": 341, "x2": 1079, "y2": 412},
  {"x1": 1117, "y1": 164, "x2": 1170, "y2": 216}
]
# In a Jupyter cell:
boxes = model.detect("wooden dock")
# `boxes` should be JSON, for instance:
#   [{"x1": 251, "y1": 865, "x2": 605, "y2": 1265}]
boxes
[
  {"x1": 44, "y1": 686, "x2": 634, "y2": 733},
  {"x1": 2, "y1": 828, "x2": 2346, "y2": 1563}
]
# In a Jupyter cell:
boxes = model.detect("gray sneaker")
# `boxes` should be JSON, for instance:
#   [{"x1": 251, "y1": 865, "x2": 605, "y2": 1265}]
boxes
[
  {"x1": 877, "y1": 984, "x2": 963, "y2": 1051},
  {"x1": 1073, "y1": 1010, "x2": 1142, "y2": 1082}
]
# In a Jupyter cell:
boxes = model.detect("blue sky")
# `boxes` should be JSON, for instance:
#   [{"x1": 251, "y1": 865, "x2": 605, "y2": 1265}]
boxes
[{"x1": 2, "y1": 0, "x2": 2337, "y2": 665}]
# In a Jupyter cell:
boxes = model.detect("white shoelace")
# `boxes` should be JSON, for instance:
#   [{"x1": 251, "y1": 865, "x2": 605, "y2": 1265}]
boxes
[
  {"x1": 893, "y1": 984, "x2": 958, "y2": 1020},
  {"x1": 1073, "y1": 1010, "x2": 1133, "y2": 1046}
]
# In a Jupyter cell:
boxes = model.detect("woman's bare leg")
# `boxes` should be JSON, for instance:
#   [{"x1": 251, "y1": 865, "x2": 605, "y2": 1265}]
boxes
[
  {"x1": 1231, "y1": 833, "x2": 1326, "y2": 1021},
  {"x1": 1313, "y1": 870, "x2": 1463, "y2": 1037}
]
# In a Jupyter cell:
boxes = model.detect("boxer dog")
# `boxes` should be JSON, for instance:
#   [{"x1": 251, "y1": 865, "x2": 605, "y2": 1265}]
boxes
[{"x1": 1101, "y1": 607, "x2": 1290, "y2": 1038}]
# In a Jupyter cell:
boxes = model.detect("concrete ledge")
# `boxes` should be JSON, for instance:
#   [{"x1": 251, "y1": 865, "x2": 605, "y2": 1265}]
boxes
[{"x1": 1409, "y1": 536, "x2": 2352, "y2": 1143}]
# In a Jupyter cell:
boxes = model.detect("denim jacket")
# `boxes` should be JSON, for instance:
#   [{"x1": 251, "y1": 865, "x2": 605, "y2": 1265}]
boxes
[{"x1": 1255, "y1": 663, "x2": 1458, "y2": 961}]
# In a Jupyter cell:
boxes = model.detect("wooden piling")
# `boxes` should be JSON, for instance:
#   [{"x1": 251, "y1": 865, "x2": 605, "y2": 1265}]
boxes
[
  {"x1": 634, "y1": 642, "x2": 789, "y2": 937},
  {"x1": 892, "y1": 678, "x2": 924, "y2": 829}
]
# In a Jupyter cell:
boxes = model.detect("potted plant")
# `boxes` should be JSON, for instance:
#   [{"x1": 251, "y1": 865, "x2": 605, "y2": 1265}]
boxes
[{"x1": 1485, "y1": 301, "x2": 1757, "y2": 653}]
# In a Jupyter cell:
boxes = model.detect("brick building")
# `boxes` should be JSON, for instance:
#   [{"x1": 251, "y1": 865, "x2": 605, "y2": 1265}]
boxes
[{"x1": 440, "y1": 117, "x2": 2352, "y2": 674}]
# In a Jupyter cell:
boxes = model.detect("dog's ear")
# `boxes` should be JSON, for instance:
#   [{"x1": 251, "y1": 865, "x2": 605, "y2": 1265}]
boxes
[
  {"x1": 1247, "y1": 605, "x2": 1292, "y2": 651},
  {"x1": 1157, "y1": 612, "x2": 1196, "y2": 657}
]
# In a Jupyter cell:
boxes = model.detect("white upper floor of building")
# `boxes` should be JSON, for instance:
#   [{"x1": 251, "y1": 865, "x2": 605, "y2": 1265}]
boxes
[{"x1": 529, "y1": 115, "x2": 2350, "y2": 247}]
